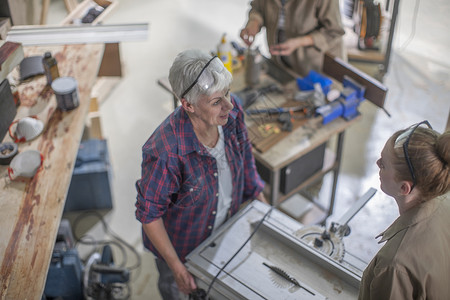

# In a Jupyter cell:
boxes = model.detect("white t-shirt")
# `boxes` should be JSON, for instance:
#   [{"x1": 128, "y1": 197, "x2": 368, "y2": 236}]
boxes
[{"x1": 204, "y1": 126, "x2": 232, "y2": 231}]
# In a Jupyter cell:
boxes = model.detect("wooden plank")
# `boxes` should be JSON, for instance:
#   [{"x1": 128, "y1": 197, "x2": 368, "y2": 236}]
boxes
[
  {"x1": 7, "y1": 0, "x2": 41, "y2": 25},
  {"x1": 86, "y1": 112, "x2": 103, "y2": 139},
  {"x1": 0, "y1": 18, "x2": 11, "y2": 39},
  {"x1": 85, "y1": 97, "x2": 103, "y2": 139},
  {"x1": 322, "y1": 53, "x2": 388, "y2": 109},
  {"x1": 40, "y1": 0, "x2": 50, "y2": 25},
  {"x1": 0, "y1": 43, "x2": 104, "y2": 300},
  {"x1": 0, "y1": 41, "x2": 24, "y2": 82},
  {"x1": 90, "y1": 76, "x2": 121, "y2": 104}
]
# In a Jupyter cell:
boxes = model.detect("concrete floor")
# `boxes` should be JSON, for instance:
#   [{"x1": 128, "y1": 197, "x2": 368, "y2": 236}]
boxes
[{"x1": 47, "y1": 0, "x2": 450, "y2": 299}]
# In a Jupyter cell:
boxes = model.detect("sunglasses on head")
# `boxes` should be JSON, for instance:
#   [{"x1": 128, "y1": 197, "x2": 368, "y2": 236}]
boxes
[
  {"x1": 181, "y1": 55, "x2": 218, "y2": 99},
  {"x1": 394, "y1": 120, "x2": 432, "y2": 190}
]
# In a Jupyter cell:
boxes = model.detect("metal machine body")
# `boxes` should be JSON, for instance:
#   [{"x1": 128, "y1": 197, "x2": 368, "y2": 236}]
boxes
[{"x1": 185, "y1": 197, "x2": 373, "y2": 300}]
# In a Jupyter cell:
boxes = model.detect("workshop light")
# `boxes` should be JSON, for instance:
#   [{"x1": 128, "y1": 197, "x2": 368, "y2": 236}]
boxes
[{"x1": 6, "y1": 23, "x2": 149, "y2": 46}]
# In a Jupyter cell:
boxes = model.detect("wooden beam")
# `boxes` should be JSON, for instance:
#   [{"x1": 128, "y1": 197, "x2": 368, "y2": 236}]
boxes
[
  {"x1": 0, "y1": 41, "x2": 24, "y2": 82},
  {"x1": 7, "y1": 0, "x2": 41, "y2": 25},
  {"x1": 40, "y1": 0, "x2": 50, "y2": 25}
]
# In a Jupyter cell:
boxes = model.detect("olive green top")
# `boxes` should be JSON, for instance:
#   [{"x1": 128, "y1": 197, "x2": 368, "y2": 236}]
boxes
[{"x1": 359, "y1": 192, "x2": 450, "y2": 299}]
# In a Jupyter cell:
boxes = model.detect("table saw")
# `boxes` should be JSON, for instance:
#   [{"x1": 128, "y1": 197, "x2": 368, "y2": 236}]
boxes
[{"x1": 185, "y1": 189, "x2": 376, "y2": 299}]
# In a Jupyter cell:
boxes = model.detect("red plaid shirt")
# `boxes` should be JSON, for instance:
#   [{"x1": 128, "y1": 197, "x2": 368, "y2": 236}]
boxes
[{"x1": 135, "y1": 96, "x2": 264, "y2": 262}]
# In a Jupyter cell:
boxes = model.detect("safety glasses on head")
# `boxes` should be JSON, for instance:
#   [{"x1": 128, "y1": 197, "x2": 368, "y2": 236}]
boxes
[
  {"x1": 181, "y1": 55, "x2": 226, "y2": 99},
  {"x1": 394, "y1": 120, "x2": 432, "y2": 190}
]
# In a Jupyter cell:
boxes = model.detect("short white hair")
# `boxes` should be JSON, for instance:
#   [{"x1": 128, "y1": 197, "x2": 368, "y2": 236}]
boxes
[{"x1": 169, "y1": 49, "x2": 232, "y2": 104}]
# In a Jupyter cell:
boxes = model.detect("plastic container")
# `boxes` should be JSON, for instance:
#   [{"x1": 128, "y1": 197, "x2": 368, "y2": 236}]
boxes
[
  {"x1": 42, "y1": 51, "x2": 60, "y2": 85},
  {"x1": 217, "y1": 34, "x2": 233, "y2": 74},
  {"x1": 51, "y1": 76, "x2": 80, "y2": 111}
]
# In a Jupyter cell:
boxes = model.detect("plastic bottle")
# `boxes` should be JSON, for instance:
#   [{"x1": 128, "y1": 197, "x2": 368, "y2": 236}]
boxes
[
  {"x1": 217, "y1": 34, "x2": 233, "y2": 74},
  {"x1": 42, "y1": 51, "x2": 60, "y2": 85}
]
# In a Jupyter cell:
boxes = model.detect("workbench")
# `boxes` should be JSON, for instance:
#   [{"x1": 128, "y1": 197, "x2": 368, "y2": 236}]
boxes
[
  {"x1": 253, "y1": 113, "x2": 358, "y2": 217},
  {"x1": 231, "y1": 67, "x2": 360, "y2": 222},
  {"x1": 0, "y1": 43, "x2": 104, "y2": 299}
]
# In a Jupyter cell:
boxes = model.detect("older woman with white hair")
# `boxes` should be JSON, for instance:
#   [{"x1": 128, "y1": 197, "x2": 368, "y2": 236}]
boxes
[{"x1": 135, "y1": 49, "x2": 266, "y2": 299}]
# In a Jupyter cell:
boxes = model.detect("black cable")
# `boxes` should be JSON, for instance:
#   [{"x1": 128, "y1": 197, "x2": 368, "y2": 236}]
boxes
[
  {"x1": 205, "y1": 206, "x2": 274, "y2": 297},
  {"x1": 72, "y1": 211, "x2": 142, "y2": 272}
]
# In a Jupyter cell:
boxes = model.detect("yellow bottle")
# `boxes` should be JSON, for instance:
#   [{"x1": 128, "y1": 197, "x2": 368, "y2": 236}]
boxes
[{"x1": 217, "y1": 34, "x2": 233, "y2": 74}]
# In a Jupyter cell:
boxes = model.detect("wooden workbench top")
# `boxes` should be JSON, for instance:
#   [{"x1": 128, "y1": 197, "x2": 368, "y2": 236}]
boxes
[
  {"x1": 0, "y1": 43, "x2": 104, "y2": 300},
  {"x1": 254, "y1": 116, "x2": 359, "y2": 170}
]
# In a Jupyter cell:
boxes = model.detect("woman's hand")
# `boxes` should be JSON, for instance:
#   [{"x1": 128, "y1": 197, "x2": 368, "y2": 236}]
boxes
[
  {"x1": 143, "y1": 219, "x2": 197, "y2": 295},
  {"x1": 240, "y1": 20, "x2": 261, "y2": 46},
  {"x1": 256, "y1": 192, "x2": 269, "y2": 204},
  {"x1": 270, "y1": 36, "x2": 314, "y2": 56},
  {"x1": 172, "y1": 261, "x2": 197, "y2": 295}
]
